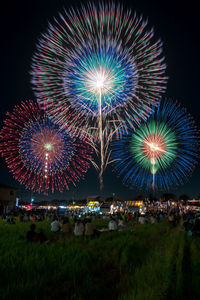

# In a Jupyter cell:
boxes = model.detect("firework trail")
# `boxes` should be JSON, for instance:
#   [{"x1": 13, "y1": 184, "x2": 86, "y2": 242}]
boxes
[
  {"x1": 111, "y1": 100, "x2": 199, "y2": 191},
  {"x1": 0, "y1": 100, "x2": 93, "y2": 194},
  {"x1": 31, "y1": 2, "x2": 167, "y2": 189}
]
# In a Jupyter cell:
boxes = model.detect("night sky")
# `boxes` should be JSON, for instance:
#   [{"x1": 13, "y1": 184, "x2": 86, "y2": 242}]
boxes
[{"x1": 0, "y1": 0, "x2": 199, "y2": 201}]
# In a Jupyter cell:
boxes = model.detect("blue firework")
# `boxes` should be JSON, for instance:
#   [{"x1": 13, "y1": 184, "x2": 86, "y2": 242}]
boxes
[
  {"x1": 111, "y1": 100, "x2": 199, "y2": 191},
  {"x1": 63, "y1": 39, "x2": 138, "y2": 116}
]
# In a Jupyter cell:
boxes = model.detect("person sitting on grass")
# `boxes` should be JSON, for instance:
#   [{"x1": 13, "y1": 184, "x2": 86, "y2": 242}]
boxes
[
  {"x1": 19, "y1": 214, "x2": 24, "y2": 222},
  {"x1": 26, "y1": 223, "x2": 36, "y2": 242},
  {"x1": 62, "y1": 217, "x2": 71, "y2": 233},
  {"x1": 30, "y1": 215, "x2": 35, "y2": 222},
  {"x1": 51, "y1": 218, "x2": 61, "y2": 232},
  {"x1": 108, "y1": 217, "x2": 118, "y2": 231},
  {"x1": 192, "y1": 218, "x2": 200, "y2": 236},
  {"x1": 127, "y1": 213, "x2": 133, "y2": 222},
  {"x1": 2, "y1": 214, "x2": 6, "y2": 220},
  {"x1": 118, "y1": 217, "x2": 125, "y2": 228},
  {"x1": 168, "y1": 213, "x2": 175, "y2": 225},
  {"x1": 138, "y1": 214, "x2": 146, "y2": 224},
  {"x1": 149, "y1": 214, "x2": 156, "y2": 224},
  {"x1": 85, "y1": 218, "x2": 95, "y2": 237},
  {"x1": 10, "y1": 217, "x2": 16, "y2": 224},
  {"x1": 34, "y1": 228, "x2": 48, "y2": 243},
  {"x1": 74, "y1": 219, "x2": 84, "y2": 236},
  {"x1": 6, "y1": 218, "x2": 11, "y2": 225}
]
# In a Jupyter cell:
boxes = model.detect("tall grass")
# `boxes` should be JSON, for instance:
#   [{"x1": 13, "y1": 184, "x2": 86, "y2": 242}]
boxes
[
  {"x1": 120, "y1": 225, "x2": 180, "y2": 300},
  {"x1": 0, "y1": 218, "x2": 197, "y2": 299},
  {"x1": 189, "y1": 237, "x2": 200, "y2": 299}
]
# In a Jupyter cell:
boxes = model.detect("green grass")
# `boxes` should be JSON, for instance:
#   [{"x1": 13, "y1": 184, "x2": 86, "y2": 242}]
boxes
[
  {"x1": 189, "y1": 236, "x2": 200, "y2": 299},
  {"x1": 0, "y1": 218, "x2": 199, "y2": 299}
]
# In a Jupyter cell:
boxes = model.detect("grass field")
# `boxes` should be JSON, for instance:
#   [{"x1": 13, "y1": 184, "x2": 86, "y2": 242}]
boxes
[{"x1": 0, "y1": 218, "x2": 200, "y2": 300}]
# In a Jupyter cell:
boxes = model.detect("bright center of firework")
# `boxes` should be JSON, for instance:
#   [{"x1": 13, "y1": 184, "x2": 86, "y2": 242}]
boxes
[
  {"x1": 149, "y1": 143, "x2": 162, "y2": 153},
  {"x1": 96, "y1": 80, "x2": 104, "y2": 88},
  {"x1": 64, "y1": 40, "x2": 138, "y2": 116},
  {"x1": 86, "y1": 68, "x2": 113, "y2": 95},
  {"x1": 143, "y1": 138, "x2": 165, "y2": 176},
  {"x1": 44, "y1": 143, "x2": 53, "y2": 151},
  {"x1": 95, "y1": 74, "x2": 105, "y2": 89},
  {"x1": 143, "y1": 134, "x2": 166, "y2": 160}
]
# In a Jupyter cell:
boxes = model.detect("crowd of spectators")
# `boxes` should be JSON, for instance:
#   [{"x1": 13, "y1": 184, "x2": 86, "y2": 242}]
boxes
[{"x1": 2, "y1": 202, "x2": 200, "y2": 243}]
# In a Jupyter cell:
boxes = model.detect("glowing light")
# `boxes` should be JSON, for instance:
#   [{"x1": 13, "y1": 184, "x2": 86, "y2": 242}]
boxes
[
  {"x1": 85, "y1": 68, "x2": 114, "y2": 97},
  {"x1": 96, "y1": 80, "x2": 104, "y2": 89},
  {"x1": 44, "y1": 143, "x2": 53, "y2": 151}
]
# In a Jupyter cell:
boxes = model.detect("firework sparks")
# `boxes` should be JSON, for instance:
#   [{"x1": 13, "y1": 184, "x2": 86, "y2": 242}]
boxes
[
  {"x1": 112, "y1": 100, "x2": 199, "y2": 191},
  {"x1": 0, "y1": 100, "x2": 93, "y2": 194},
  {"x1": 31, "y1": 2, "x2": 167, "y2": 189}
]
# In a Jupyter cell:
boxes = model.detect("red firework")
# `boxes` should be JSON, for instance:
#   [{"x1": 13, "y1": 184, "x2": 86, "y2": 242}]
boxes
[{"x1": 0, "y1": 100, "x2": 93, "y2": 194}]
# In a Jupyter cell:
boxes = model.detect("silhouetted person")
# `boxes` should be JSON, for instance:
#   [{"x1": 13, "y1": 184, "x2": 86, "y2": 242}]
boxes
[
  {"x1": 10, "y1": 217, "x2": 15, "y2": 224},
  {"x1": 19, "y1": 214, "x2": 24, "y2": 222},
  {"x1": 62, "y1": 217, "x2": 71, "y2": 233},
  {"x1": 26, "y1": 224, "x2": 36, "y2": 242},
  {"x1": 85, "y1": 219, "x2": 95, "y2": 236},
  {"x1": 6, "y1": 218, "x2": 11, "y2": 225},
  {"x1": 35, "y1": 229, "x2": 47, "y2": 243}
]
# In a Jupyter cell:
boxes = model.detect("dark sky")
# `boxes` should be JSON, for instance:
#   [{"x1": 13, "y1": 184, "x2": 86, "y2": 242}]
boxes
[{"x1": 0, "y1": 0, "x2": 199, "y2": 201}]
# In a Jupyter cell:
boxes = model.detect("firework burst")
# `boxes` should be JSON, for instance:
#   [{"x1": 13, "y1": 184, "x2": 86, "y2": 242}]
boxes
[
  {"x1": 32, "y1": 2, "x2": 167, "y2": 120},
  {"x1": 0, "y1": 100, "x2": 93, "y2": 194},
  {"x1": 31, "y1": 2, "x2": 167, "y2": 189},
  {"x1": 112, "y1": 100, "x2": 199, "y2": 191}
]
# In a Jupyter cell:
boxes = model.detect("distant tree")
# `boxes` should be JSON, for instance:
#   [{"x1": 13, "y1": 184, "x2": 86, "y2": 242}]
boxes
[
  {"x1": 148, "y1": 193, "x2": 158, "y2": 202},
  {"x1": 134, "y1": 194, "x2": 145, "y2": 201},
  {"x1": 162, "y1": 193, "x2": 177, "y2": 201},
  {"x1": 178, "y1": 194, "x2": 190, "y2": 205},
  {"x1": 104, "y1": 197, "x2": 114, "y2": 203},
  {"x1": 149, "y1": 193, "x2": 153, "y2": 203},
  {"x1": 179, "y1": 194, "x2": 190, "y2": 201},
  {"x1": 80, "y1": 198, "x2": 87, "y2": 204}
]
